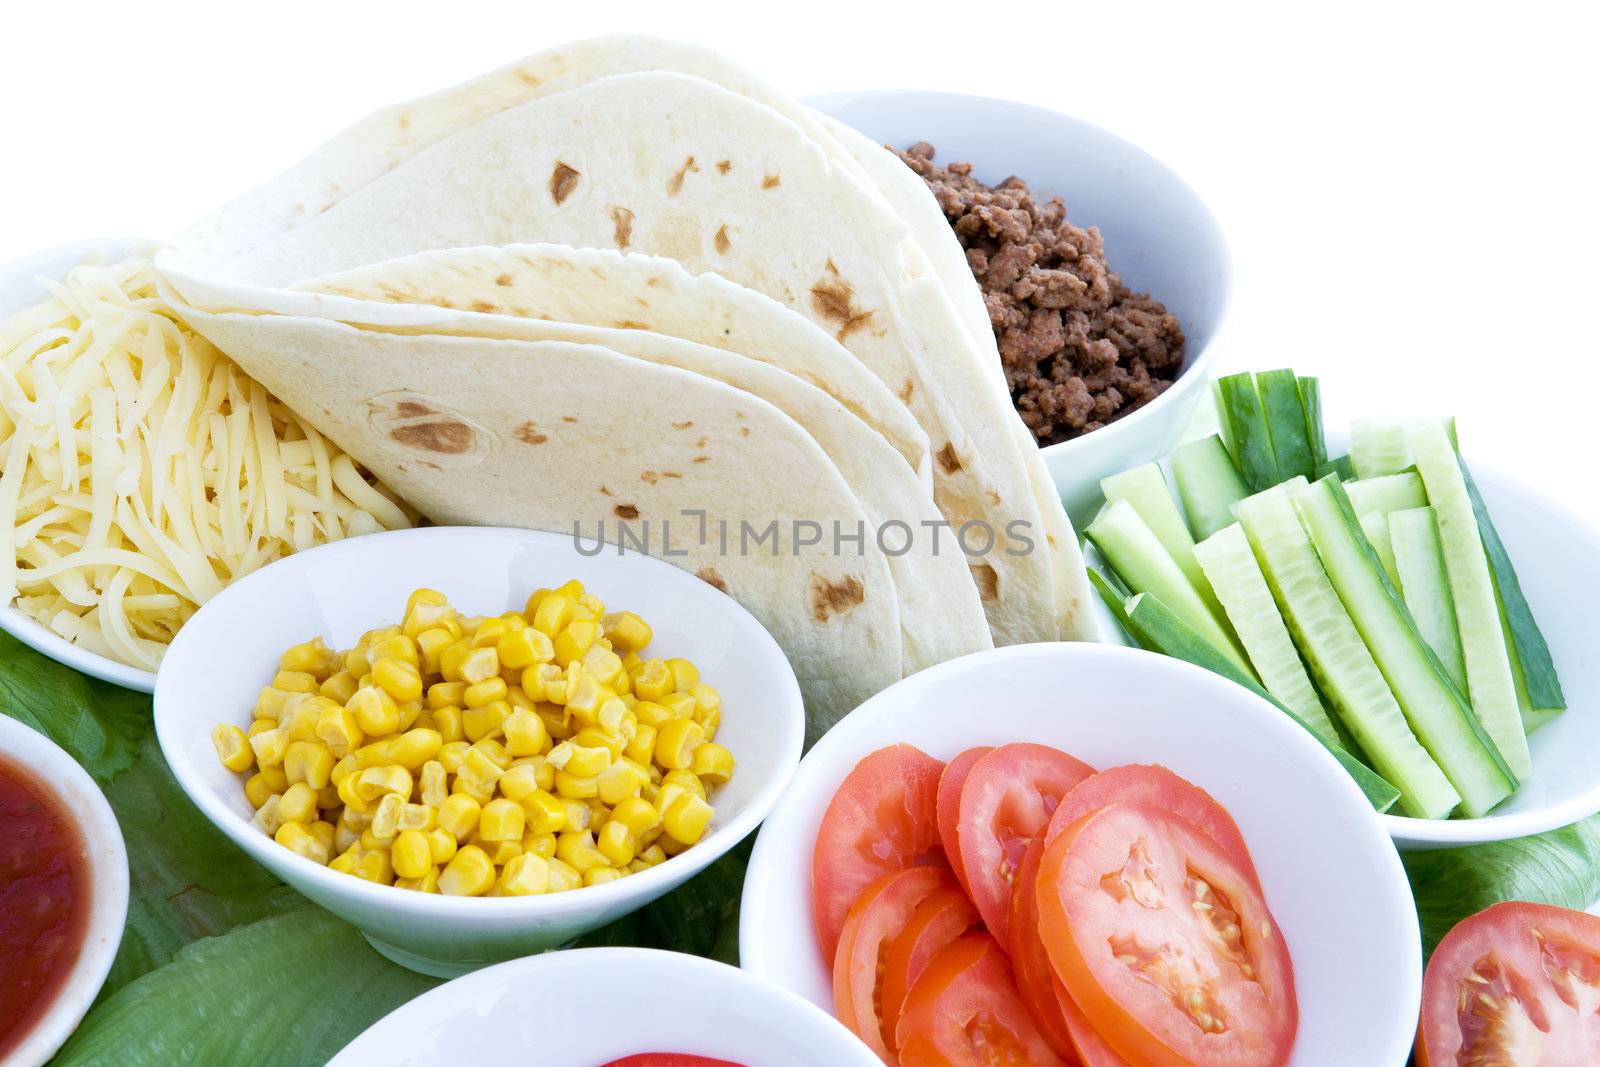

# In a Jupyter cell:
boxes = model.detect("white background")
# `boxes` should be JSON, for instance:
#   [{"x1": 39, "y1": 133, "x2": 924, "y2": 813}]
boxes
[{"x1": 3, "y1": 1, "x2": 1595, "y2": 517}]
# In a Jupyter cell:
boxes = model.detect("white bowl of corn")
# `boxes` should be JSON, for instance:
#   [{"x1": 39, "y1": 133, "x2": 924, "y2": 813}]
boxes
[{"x1": 153, "y1": 525, "x2": 804, "y2": 977}]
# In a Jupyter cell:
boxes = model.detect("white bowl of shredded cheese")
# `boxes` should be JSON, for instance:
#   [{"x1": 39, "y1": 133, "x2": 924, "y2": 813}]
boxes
[{"x1": 0, "y1": 239, "x2": 415, "y2": 689}]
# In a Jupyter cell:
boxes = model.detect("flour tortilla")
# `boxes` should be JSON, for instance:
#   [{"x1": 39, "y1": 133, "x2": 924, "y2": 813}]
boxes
[
  {"x1": 171, "y1": 300, "x2": 901, "y2": 741},
  {"x1": 262, "y1": 285, "x2": 991, "y2": 671},
  {"x1": 163, "y1": 33, "x2": 1093, "y2": 641},
  {"x1": 159, "y1": 71, "x2": 1062, "y2": 645},
  {"x1": 815, "y1": 114, "x2": 1095, "y2": 640}
]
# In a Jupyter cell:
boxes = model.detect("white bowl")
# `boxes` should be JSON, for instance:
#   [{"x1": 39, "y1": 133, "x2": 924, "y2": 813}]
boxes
[
  {"x1": 0, "y1": 715, "x2": 129, "y2": 1067},
  {"x1": 740, "y1": 643, "x2": 1419, "y2": 1066},
  {"x1": 153, "y1": 526, "x2": 804, "y2": 977},
  {"x1": 1085, "y1": 442, "x2": 1600, "y2": 850},
  {"x1": 811, "y1": 91, "x2": 1232, "y2": 525},
  {"x1": 0, "y1": 238, "x2": 159, "y2": 693},
  {"x1": 328, "y1": 947, "x2": 879, "y2": 1066}
]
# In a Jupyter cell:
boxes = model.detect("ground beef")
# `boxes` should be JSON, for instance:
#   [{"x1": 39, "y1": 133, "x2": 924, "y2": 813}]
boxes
[{"x1": 896, "y1": 143, "x2": 1186, "y2": 445}]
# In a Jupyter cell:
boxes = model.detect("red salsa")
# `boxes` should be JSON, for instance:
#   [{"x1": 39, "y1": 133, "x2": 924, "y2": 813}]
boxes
[{"x1": 0, "y1": 754, "x2": 90, "y2": 1059}]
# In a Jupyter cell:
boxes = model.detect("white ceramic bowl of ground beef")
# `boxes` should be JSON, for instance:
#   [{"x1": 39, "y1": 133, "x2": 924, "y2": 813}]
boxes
[{"x1": 810, "y1": 92, "x2": 1231, "y2": 525}]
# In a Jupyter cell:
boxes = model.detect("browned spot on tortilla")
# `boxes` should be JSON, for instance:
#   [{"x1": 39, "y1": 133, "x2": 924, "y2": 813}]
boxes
[
  {"x1": 713, "y1": 225, "x2": 731, "y2": 255},
  {"x1": 641, "y1": 471, "x2": 659, "y2": 485},
  {"x1": 716, "y1": 159, "x2": 731, "y2": 174},
  {"x1": 809, "y1": 573, "x2": 866, "y2": 623},
  {"x1": 549, "y1": 162, "x2": 581, "y2": 205},
  {"x1": 515, "y1": 70, "x2": 540, "y2": 87},
  {"x1": 397, "y1": 113, "x2": 411, "y2": 132},
  {"x1": 696, "y1": 436, "x2": 708, "y2": 448},
  {"x1": 513, "y1": 421, "x2": 547, "y2": 445},
  {"x1": 810, "y1": 275, "x2": 875, "y2": 341},
  {"x1": 599, "y1": 485, "x2": 613, "y2": 496},
  {"x1": 899, "y1": 379, "x2": 914, "y2": 403},
  {"x1": 418, "y1": 459, "x2": 441, "y2": 471},
  {"x1": 562, "y1": 416, "x2": 578, "y2": 423},
  {"x1": 667, "y1": 156, "x2": 699, "y2": 196},
  {"x1": 986, "y1": 490, "x2": 1001, "y2": 506},
  {"x1": 825, "y1": 258, "x2": 839, "y2": 275},
  {"x1": 614, "y1": 504, "x2": 639, "y2": 520},
  {"x1": 378, "y1": 283, "x2": 408, "y2": 302},
  {"x1": 661, "y1": 471, "x2": 682, "y2": 480},
  {"x1": 610, "y1": 206, "x2": 634, "y2": 249},
  {"x1": 672, "y1": 420, "x2": 694, "y2": 430},
  {"x1": 1048, "y1": 534, "x2": 1057, "y2": 548},
  {"x1": 693, "y1": 455, "x2": 709, "y2": 464},
  {"x1": 739, "y1": 426, "x2": 750, "y2": 437},
  {"x1": 391, "y1": 420, "x2": 473, "y2": 455},
  {"x1": 646, "y1": 276, "x2": 663, "y2": 288},
  {"x1": 696, "y1": 566, "x2": 728, "y2": 594},
  {"x1": 761, "y1": 174, "x2": 781, "y2": 189},
  {"x1": 614, "y1": 320, "x2": 650, "y2": 330},
  {"x1": 511, "y1": 306, "x2": 532, "y2": 316},
  {"x1": 495, "y1": 273, "x2": 514, "y2": 287},
  {"x1": 471, "y1": 300, "x2": 497, "y2": 313},
  {"x1": 396, "y1": 401, "x2": 437, "y2": 418},
  {"x1": 970, "y1": 563, "x2": 999, "y2": 601},
  {"x1": 936, "y1": 442, "x2": 963, "y2": 474}
]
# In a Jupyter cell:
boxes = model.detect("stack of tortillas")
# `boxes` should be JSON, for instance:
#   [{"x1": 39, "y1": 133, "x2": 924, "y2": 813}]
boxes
[{"x1": 155, "y1": 34, "x2": 1098, "y2": 742}]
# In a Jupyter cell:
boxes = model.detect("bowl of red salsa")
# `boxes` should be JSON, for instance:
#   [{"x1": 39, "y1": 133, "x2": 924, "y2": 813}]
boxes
[{"x1": 0, "y1": 715, "x2": 129, "y2": 1066}]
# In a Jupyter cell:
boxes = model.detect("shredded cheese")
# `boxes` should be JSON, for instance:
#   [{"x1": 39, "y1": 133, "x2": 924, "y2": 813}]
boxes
[{"x1": 0, "y1": 255, "x2": 415, "y2": 670}]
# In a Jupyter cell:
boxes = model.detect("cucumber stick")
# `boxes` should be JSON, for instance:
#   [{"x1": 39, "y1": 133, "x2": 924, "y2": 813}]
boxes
[
  {"x1": 1234, "y1": 480, "x2": 1460, "y2": 818},
  {"x1": 1350, "y1": 416, "x2": 1458, "y2": 479},
  {"x1": 1460, "y1": 458, "x2": 1564, "y2": 714},
  {"x1": 1298, "y1": 376, "x2": 1328, "y2": 473},
  {"x1": 1214, "y1": 374, "x2": 1280, "y2": 492},
  {"x1": 1172, "y1": 435, "x2": 1250, "y2": 541},
  {"x1": 1123, "y1": 592, "x2": 1400, "y2": 813},
  {"x1": 1359, "y1": 511, "x2": 1401, "y2": 588},
  {"x1": 1502, "y1": 596, "x2": 1559, "y2": 736},
  {"x1": 1257, "y1": 369, "x2": 1314, "y2": 480},
  {"x1": 1346, "y1": 473, "x2": 1427, "y2": 517},
  {"x1": 1193, "y1": 523, "x2": 1339, "y2": 745},
  {"x1": 1294, "y1": 478, "x2": 1515, "y2": 816},
  {"x1": 1407, "y1": 424, "x2": 1532, "y2": 779},
  {"x1": 1100, "y1": 464, "x2": 1232, "y2": 635},
  {"x1": 1086, "y1": 500, "x2": 1253, "y2": 676},
  {"x1": 1389, "y1": 507, "x2": 1469, "y2": 694}
]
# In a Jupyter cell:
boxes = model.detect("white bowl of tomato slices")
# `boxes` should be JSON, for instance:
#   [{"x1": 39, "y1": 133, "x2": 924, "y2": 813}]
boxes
[{"x1": 739, "y1": 643, "x2": 1420, "y2": 1066}]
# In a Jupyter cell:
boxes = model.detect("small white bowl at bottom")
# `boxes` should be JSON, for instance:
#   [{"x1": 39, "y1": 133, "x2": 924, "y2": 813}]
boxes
[
  {"x1": 740, "y1": 643, "x2": 1420, "y2": 1066},
  {"x1": 327, "y1": 947, "x2": 880, "y2": 1066},
  {"x1": 154, "y1": 526, "x2": 804, "y2": 977},
  {"x1": 0, "y1": 715, "x2": 129, "y2": 1067}
]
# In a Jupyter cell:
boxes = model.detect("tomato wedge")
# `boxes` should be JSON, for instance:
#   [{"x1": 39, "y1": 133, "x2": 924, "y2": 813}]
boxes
[
  {"x1": 602, "y1": 1057, "x2": 748, "y2": 1067},
  {"x1": 956, "y1": 743, "x2": 1095, "y2": 943},
  {"x1": 834, "y1": 865, "x2": 955, "y2": 1060},
  {"x1": 881, "y1": 885, "x2": 982, "y2": 1053},
  {"x1": 1417, "y1": 901, "x2": 1600, "y2": 1066},
  {"x1": 896, "y1": 933, "x2": 1069, "y2": 1066},
  {"x1": 1037, "y1": 802, "x2": 1296, "y2": 1067},
  {"x1": 813, "y1": 744, "x2": 945, "y2": 961},
  {"x1": 935, "y1": 745, "x2": 992, "y2": 898},
  {"x1": 1041, "y1": 764, "x2": 1259, "y2": 889}
]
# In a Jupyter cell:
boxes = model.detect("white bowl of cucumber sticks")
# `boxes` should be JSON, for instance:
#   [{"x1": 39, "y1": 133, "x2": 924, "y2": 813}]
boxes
[{"x1": 1083, "y1": 369, "x2": 1600, "y2": 850}]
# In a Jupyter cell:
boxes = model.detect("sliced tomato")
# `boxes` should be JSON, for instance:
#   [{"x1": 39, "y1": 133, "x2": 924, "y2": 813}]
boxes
[
  {"x1": 1009, "y1": 834, "x2": 1081, "y2": 1060},
  {"x1": 813, "y1": 744, "x2": 945, "y2": 962},
  {"x1": 1037, "y1": 802, "x2": 1297, "y2": 1067},
  {"x1": 834, "y1": 865, "x2": 955, "y2": 1061},
  {"x1": 895, "y1": 933, "x2": 1069, "y2": 1066},
  {"x1": 1042, "y1": 764, "x2": 1259, "y2": 889},
  {"x1": 881, "y1": 884, "x2": 982, "y2": 1053},
  {"x1": 601, "y1": 1056, "x2": 748, "y2": 1067},
  {"x1": 956, "y1": 743, "x2": 1095, "y2": 944},
  {"x1": 1055, "y1": 981, "x2": 1131, "y2": 1067},
  {"x1": 935, "y1": 745, "x2": 992, "y2": 898},
  {"x1": 1417, "y1": 901, "x2": 1600, "y2": 1066}
]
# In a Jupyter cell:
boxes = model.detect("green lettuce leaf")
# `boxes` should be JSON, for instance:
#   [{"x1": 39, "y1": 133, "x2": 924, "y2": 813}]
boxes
[
  {"x1": 52, "y1": 908, "x2": 438, "y2": 1066},
  {"x1": 0, "y1": 632, "x2": 146, "y2": 782},
  {"x1": 1403, "y1": 814, "x2": 1600, "y2": 956}
]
